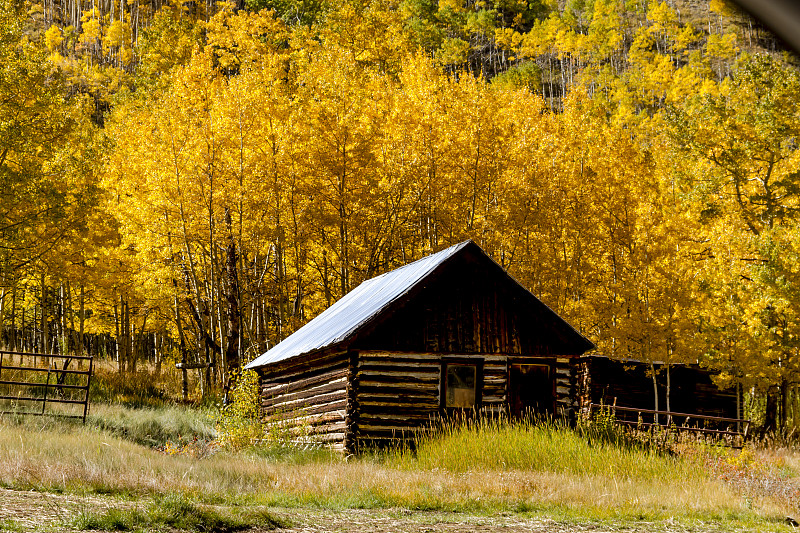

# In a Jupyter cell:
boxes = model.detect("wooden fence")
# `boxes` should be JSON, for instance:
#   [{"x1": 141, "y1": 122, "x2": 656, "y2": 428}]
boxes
[
  {"x1": 0, "y1": 351, "x2": 93, "y2": 423},
  {"x1": 588, "y1": 403, "x2": 751, "y2": 446}
]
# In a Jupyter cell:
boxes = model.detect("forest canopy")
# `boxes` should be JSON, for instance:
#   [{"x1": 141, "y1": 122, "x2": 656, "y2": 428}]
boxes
[{"x1": 1, "y1": 0, "x2": 799, "y2": 429}]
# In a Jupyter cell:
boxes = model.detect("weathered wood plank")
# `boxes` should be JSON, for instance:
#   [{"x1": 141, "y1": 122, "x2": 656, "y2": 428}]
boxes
[
  {"x1": 358, "y1": 351, "x2": 507, "y2": 363},
  {"x1": 262, "y1": 362, "x2": 349, "y2": 388},
  {"x1": 259, "y1": 350, "x2": 348, "y2": 376},
  {"x1": 276, "y1": 421, "x2": 347, "y2": 438},
  {"x1": 359, "y1": 369, "x2": 439, "y2": 379},
  {"x1": 305, "y1": 421, "x2": 347, "y2": 434},
  {"x1": 265, "y1": 412, "x2": 345, "y2": 426},
  {"x1": 262, "y1": 379, "x2": 347, "y2": 407},
  {"x1": 358, "y1": 374, "x2": 440, "y2": 386},
  {"x1": 360, "y1": 399, "x2": 440, "y2": 409},
  {"x1": 262, "y1": 369, "x2": 347, "y2": 395},
  {"x1": 368, "y1": 382, "x2": 426, "y2": 397},
  {"x1": 264, "y1": 398, "x2": 347, "y2": 420},
  {"x1": 313, "y1": 432, "x2": 346, "y2": 443},
  {"x1": 358, "y1": 362, "x2": 440, "y2": 372},
  {"x1": 263, "y1": 389, "x2": 347, "y2": 412},
  {"x1": 358, "y1": 356, "x2": 440, "y2": 366},
  {"x1": 483, "y1": 395, "x2": 505, "y2": 403},
  {"x1": 359, "y1": 386, "x2": 438, "y2": 399},
  {"x1": 483, "y1": 391, "x2": 506, "y2": 400},
  {"x1": 360, "y1": 412, "x2": 440, "y2": 423},
  {"x1": 359, "y1": 403, "x2": 439, "y2": 415},
  {"x1": 358, "y1": 391, "x2": 438, "y2": 401}
]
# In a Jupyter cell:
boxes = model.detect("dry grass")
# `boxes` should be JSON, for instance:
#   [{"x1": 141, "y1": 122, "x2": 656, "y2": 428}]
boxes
[
  {"x1": 757, "y1": 445, "x2": 800, "y2": 476},
  {"x1": 0, "y1": 413, "x2": 792, "y2": 531},
  {"x1": 703, "y1": 445, "x2": 800, "y2": 514}
]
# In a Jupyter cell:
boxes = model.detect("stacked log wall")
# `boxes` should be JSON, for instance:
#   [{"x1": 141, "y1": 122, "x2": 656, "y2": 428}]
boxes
[
  {"x1": 356, "y1": 351, "x2": 440, "y2": 448},
  {"x1": 354, "y1": 351, "x2": 510, "y2": 448},
  {"x1": 554, "y1": 357, "x2": 577, "y2": 420},
  {"x1": 258, "y1": 350, "x2": 349, "y2": 452},
  {"x1": 481, "y1": 355, "x2": 508, "y2": 416}
]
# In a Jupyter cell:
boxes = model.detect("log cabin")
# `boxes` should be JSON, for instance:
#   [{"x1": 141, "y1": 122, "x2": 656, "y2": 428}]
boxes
[{"x1": 244, "y1": 240, "x2": 596, "y2": 453}]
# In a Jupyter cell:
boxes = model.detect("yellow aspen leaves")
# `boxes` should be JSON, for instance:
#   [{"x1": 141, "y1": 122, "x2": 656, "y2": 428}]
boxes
[
  {"x1": 5, "y1": 0, "x2": 800, "y2": 418},
  {"x1": 44, "y1": 24, "x2": 63, "y2": 51}
]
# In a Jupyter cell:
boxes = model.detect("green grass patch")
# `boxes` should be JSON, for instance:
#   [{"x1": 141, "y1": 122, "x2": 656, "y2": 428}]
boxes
[
  {"x1": 70, "y1": 507, "x2": 146, "y2": 531},
  {"x1": 69, "y1": 493, "x2": 284, "y2": 532},
  {"x1": 87, "y1": 403, "x2": 216, "y2": 448},
  {"x1": 0, "y1": 518, "x2": 23, "y2": 532},
  {"x1": 394, "y1": 417, "x2": 701, "y2": 482}
]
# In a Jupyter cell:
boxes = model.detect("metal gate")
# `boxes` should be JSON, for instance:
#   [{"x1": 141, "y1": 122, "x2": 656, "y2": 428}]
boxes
[{"x1": 0, "y1": 351, "x2": 93, "y2": 423}]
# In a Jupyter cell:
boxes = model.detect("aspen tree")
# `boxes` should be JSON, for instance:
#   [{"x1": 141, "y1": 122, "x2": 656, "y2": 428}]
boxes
[{"x1": 671, "y1": 54, "x2": 800, "y2": 430}]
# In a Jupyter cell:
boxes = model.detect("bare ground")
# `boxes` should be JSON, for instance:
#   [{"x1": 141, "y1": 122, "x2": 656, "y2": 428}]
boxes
[{"x1": 0, "y1": 487, "x2": 779, "y2": 532}]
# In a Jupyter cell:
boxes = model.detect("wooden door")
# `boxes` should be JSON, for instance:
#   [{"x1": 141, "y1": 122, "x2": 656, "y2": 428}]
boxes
[{"x1": 509, "y1": 363, "x2": 553, "y2": 418}]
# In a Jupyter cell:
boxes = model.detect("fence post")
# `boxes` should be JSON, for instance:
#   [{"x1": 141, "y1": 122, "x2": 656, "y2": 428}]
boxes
[
  {"x1": 83, "y1": 357, "x2": 93, "y2": 423},
  {"x1": 42, "y1": 363, "x2": 51, "y2": 416}
]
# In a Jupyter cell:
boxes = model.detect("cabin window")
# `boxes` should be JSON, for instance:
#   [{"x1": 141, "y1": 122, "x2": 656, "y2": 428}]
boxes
[{"x1": 443, "y1": 362, "x2": 482, "y2": 409}]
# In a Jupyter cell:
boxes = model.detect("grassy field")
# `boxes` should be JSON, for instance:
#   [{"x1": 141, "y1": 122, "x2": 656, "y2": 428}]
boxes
[{"x1": 0, "y1": 405, "x2": 797, "y2": 532}]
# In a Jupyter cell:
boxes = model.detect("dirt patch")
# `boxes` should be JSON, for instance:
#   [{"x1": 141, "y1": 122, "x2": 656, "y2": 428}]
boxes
[
  {"x1": 0, "y1": 487, "x2": 128, "y2": 530},
  {"x1": 271, "y1": 509, "x2": 606, "y2": 532}
]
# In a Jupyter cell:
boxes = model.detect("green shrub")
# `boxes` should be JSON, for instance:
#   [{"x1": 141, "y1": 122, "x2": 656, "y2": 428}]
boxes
[{"x1": 215, "y1": 370, "x2": 268, "y2": 449}]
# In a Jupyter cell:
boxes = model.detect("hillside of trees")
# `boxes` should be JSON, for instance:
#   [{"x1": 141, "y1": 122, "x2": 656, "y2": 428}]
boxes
[{"x1": 1, "y1": 0, "x2": 799, "y2": 430}]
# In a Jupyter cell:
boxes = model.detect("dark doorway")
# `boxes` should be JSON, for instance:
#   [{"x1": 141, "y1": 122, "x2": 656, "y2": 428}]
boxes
[{"x1": 510, "y1": 363, "x2": 553, "y2": 418}]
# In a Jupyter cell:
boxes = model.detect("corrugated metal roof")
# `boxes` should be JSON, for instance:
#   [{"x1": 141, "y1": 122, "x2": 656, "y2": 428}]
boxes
[{"x1": 244, "y1": 241, "x2": 472, "y2": 369}]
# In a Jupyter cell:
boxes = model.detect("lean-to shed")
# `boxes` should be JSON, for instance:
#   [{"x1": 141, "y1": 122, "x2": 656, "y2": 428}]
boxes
[
  {"x1": 577, "y1": 355, "x2": 740, "y2": 420},
  {"x1": 245, "y1": 240, "x2": 595, "y2": 453}
]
